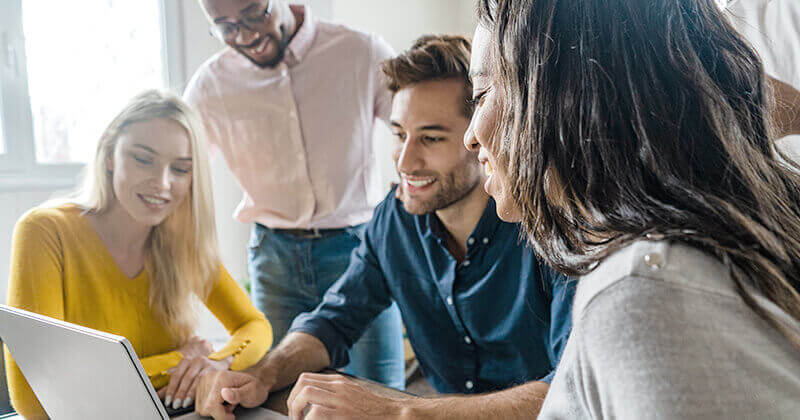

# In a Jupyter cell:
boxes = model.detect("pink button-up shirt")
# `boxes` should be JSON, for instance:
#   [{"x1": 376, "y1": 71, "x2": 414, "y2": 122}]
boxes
[{"x1": 185, "y1": 5, "x2": 395, "y2": 229}]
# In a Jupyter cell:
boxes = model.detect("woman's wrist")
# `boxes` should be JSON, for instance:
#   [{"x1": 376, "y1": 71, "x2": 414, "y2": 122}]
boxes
[{"x1": 218, "y1": 355, "x2": 234, "y2": 369}]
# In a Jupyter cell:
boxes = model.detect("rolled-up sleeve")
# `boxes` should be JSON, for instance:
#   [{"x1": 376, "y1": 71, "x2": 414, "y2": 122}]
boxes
[{"x1": 289, "y1": 220, "x2": 394, "y2": 368}]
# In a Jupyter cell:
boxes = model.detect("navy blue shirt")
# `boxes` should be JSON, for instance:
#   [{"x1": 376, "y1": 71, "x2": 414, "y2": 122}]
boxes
[{"x1": 289, "y1": 189, "x2": 575, "y2": 394}]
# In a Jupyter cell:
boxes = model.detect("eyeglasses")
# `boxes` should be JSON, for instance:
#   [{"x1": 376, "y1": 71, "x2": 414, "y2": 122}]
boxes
[{"x1": 210, "y1": 1, "x2": 273, "y2": 42}]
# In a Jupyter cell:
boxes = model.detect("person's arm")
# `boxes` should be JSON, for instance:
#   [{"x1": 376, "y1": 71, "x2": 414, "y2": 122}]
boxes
[
  {"x1": 196, "y1": 210, "x2": 397, "y2": 418},
  {"x1": 183, "y1": 68, "x2": 223, "y2": 161},
  {"x1": 285, "y1": 215, "x2": 396, "y2": 369},
  {"x1": 158, "y1": 265, "x2": 272, "y2": 407},
  {"x1": 769, "y1": 76, "x2": 800, "y2": 137},
  {"x1": 285, "y1": 371, "x2": 549, "y2": 419},
  {"x1": 284, "y1": 258, "x2": 570, "y2": 419},
  {"x1": 399, "y1": 381, "x2": 550, "y2": 419},
  {"x1": 250, "y1": 331, "x2": 331, "y2": 393},
  {"x1": 204, "y1": 265, "x2": 273, "y2": 369},
  {"x1": 539, "y1": 274, "x2": 797, "y2": 419},
  {"x1": 371, "y1": 33, "x2": 396, "y2": 125},
  {"x1": 192, "y1": 328, "x2": 331, "y2": 419},
  {"x1": 4, "y1": 212, "x2": 66, "y2": 420}
]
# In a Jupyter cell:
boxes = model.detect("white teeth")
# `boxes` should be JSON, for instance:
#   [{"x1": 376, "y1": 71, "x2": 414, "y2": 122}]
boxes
[
  {"x1": 141, "y1": 196, "x2": 167, "y2": 205},
  {"x1": 406, "y1": 178, "x2": 435, "y2": 188},
  {"x1": 251, "y1": 40, "x2": 267, "y2": 54}
]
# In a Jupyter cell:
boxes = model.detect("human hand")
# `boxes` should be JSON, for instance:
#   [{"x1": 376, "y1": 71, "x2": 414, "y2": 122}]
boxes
[
  {"x1": 176, "y1": 336, "x2": 214, "y2": 359},
  {"x1": 194, "y1": 370, "x2": 271, "y2": 420},
  {"x1": 158, "y1": 355, "x2": 232, "y2": 410},
  {"x1": 287, "y1": 373, "x2": 404, "y2": 420}
]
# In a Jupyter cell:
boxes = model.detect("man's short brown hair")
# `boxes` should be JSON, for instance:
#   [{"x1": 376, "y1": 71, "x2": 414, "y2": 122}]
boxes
[{"x1": 381, "y1": 34, "x2": 473, "y2": 118}]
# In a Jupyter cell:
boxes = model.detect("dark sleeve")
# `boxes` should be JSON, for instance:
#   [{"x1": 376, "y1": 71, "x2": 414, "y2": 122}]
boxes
[
  {"x1": 542, "y1": 268, "x2": 577, "y2": 383},
  {"x1": 288, "y1": 212, "x2": 395, "y2": 368}
]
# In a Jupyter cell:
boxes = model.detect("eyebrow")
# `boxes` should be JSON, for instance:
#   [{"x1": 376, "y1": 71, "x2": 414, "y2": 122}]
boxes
[
  {"x1": 132, "y1": 144, "x2": 192, "y2": 161},
  {"x1": 213, "y1": 2, "x2": 259, "y2": 22},
  {"x1": 390, "y1": 121, "x2": 452, "y2": 132},
  {"x1": 418, "y1": 124, "x2": 451, "y2": 132}
]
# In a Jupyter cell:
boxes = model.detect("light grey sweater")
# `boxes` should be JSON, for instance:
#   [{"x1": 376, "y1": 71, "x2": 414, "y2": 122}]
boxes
[{"x1": 539, "y1": 240, "x2": 800, "y2": 419}]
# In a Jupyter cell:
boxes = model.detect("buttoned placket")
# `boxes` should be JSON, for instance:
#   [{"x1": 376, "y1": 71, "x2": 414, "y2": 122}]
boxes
[
  {"x1": 435, "y1": 233, "x2": 494, "y2": 393},
  {"x1": 279, "y1": 62, "x2": 316, "y2": 225}
]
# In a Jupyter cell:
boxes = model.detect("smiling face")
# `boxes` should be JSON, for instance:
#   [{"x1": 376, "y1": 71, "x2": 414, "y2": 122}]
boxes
[
  {"x1": 108, "y1": 118, "x2": 193, "y2": 227},
  {"x1": 201, "y1": 0, "x2": 293, "y2": 68},
  {"x1": 463, "y1": 25, "x2": 523, "y2": 222},
  {"x1": 391, "y1": 78, "x2": 482, "y2": 215}
]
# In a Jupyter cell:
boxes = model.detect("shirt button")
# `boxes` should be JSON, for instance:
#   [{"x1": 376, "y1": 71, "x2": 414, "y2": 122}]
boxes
[
  {"x1": 289, "y1": 111, "x2": 297, "y2": 119},
  {"x1": 463, "y1": 260, "x2": 471, "y2": 267},
  {"x1": 467, "y1": 237, "x2": 475, "y2": 245},
  {"x1": 643, "y1": 253, "x2": 664, "y2": 270},
  {"x1": 446, "y1": 296, "x2": 453, "y2": 305},
  {"x1": 464, "y1": 336, "x2": 472, "y2": 344},
  {"x1": 482, "y1": 237, "x2": 489, "y2": 244},
  {"x1": 465, "y1": 380, "x2": 474, "y2": 390}
]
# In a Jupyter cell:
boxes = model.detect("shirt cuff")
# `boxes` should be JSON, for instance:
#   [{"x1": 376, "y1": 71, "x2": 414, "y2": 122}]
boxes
[{"x1": 288, "y1": 313, "x2": 351, "y2": 368}]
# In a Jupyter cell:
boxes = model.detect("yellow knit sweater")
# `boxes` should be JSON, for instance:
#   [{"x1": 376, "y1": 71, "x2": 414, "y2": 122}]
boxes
[{"x1": 3, "y1": 205, "x2": 272, "y2": 419}]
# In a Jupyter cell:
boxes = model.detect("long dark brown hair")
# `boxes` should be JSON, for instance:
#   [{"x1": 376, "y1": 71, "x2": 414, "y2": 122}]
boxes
[{"x1": 478, "y1": 0, "x2": 800, "y2": 347}]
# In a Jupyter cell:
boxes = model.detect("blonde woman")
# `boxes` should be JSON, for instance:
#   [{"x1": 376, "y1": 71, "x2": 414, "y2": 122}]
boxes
[{"x1": 4, "y1": 90, "x2": 272, "y2": 419}]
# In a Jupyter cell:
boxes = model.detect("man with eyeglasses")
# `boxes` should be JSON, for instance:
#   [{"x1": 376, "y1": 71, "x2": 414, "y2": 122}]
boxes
[{"x1": 183, "y1": 0, "x2": 405, "y2": 390}]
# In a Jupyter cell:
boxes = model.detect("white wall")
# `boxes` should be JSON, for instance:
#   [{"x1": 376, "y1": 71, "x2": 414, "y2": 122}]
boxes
[
  {"x1": 332, "y1": 0, "x2": 475, "y2": 51},
  {"x1": 0, "y1": 189, "x2": 62, "y2": 304}
]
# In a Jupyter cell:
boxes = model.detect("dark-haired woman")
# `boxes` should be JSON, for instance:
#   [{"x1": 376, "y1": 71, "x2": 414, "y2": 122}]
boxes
[{"x1": 464, "y1": 0, "x2": 800, "y2": 418}]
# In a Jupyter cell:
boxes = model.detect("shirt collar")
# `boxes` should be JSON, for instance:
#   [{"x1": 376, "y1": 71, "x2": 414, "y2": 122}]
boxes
[
  {"x1": 468, "y1": 197, "x2": 503, "y2": 244},
  {"x1": 424, "y1": 197, "x2": 503, "y2": 244},
  {"x1": 285, "y1": 4, "x2": 316, "y2": 65}
]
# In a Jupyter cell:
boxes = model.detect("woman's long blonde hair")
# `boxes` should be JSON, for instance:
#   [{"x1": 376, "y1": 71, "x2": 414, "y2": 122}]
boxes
[{"x1": 66, "y1": 90, "x2": 218, "y2": 344}]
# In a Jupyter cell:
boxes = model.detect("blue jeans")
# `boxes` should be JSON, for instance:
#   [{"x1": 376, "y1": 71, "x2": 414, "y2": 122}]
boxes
[{"x1": 248, "y1": 223, "x2": 406, "y2": 389}]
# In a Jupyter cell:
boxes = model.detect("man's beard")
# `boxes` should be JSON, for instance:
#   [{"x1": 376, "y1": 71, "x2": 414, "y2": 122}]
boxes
[
  {"x1": 400, "y1": 169, "x2": 481, "y2": 215},
  {"x1": 239, "y1": 25, "x2": 291, "y2": 68}
]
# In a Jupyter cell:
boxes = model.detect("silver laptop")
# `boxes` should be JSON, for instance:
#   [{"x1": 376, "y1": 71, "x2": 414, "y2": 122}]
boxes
[{"x1": 0, "y1": 304, "x2": 287, "y2": 419}]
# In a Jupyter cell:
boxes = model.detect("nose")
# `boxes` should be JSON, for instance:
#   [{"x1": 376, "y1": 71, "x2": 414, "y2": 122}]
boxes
[
  {"x1": 396, "y1": 138, "x2": 424, "y2": 174},
  {"x1": 155, "y1": 165, "x2": 171, "y2": 191},
  {"x1": 464, "y1": 117, "x2": 480, "y2": 152}
]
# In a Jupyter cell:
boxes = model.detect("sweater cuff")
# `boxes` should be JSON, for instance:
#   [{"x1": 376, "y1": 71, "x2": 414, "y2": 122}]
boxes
[{"x1": 209, "y1": 320, "x2": 272, "y2": 371}]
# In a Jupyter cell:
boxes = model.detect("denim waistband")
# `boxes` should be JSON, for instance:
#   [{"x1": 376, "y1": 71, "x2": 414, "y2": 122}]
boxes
[{"x1": 270, "y1": 227, "x2": 348, "y2": 239}]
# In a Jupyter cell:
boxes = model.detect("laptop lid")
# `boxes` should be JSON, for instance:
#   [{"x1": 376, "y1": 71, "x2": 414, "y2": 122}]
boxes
[{"x1": 0, "y1": 304, "x2": 168, "y2": 419}]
